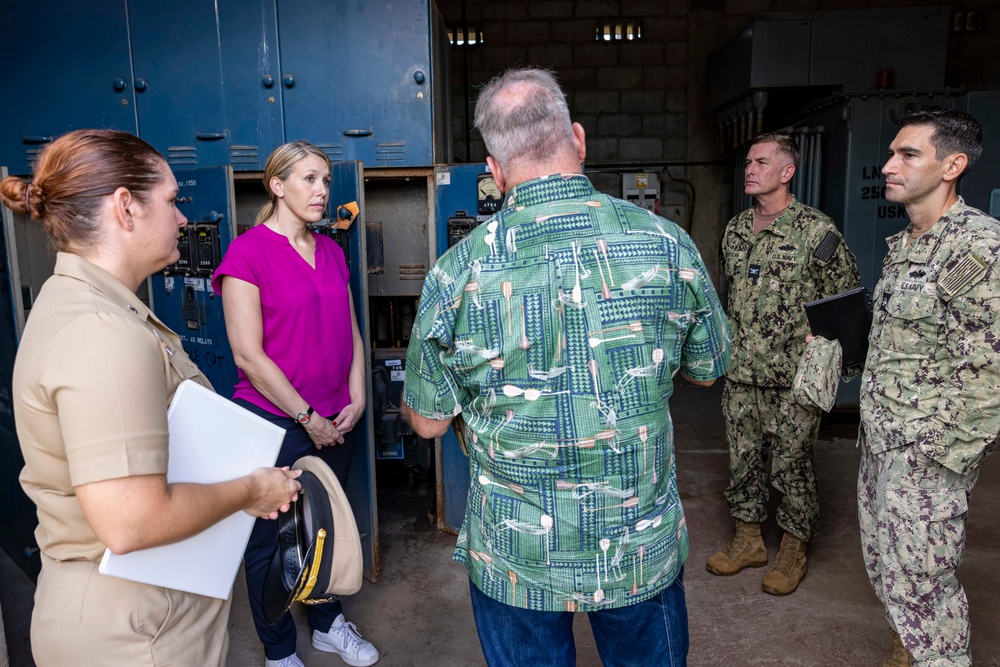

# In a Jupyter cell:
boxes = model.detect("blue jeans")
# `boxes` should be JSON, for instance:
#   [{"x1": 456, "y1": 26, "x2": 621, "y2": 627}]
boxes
[
  {"x1": 469, "y1": 566, "x2": 688, "y2": 667},
  {"x1": 237, "y1": 399, "x2": 355, "y2": 660}
]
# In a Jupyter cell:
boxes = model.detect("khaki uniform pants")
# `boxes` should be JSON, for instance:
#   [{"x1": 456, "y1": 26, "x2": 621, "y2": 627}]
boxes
[{"x1": 32, "y1": 554, "x2": 230, "y2": 666}]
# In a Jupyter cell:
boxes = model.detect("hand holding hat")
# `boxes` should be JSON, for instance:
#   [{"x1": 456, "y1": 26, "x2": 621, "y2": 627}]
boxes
[
  {"x1": 793, "y1": 336, "x2": 843, "y2": 412},
  {"x1": 261, "y1": 456, "x2": 363, "y2": 624},
  {"x1": 245, "y1": 466, "x2": 303, "y2": 520}
]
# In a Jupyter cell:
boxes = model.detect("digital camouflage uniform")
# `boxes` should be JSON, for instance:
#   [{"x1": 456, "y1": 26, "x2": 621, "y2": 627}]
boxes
[
  {"x1": 859, "y1": 198, "x2": 1000, "y2": 666},
  {"x1": 722, "y1": 196, "x2": 860, "y2": 541}
]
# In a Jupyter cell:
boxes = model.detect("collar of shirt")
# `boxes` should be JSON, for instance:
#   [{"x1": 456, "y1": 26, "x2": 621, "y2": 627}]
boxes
[
  {"x1": 734, "y1": 194, "x2": 804, "y2": 243},
  {"x1": 502, "y1": 173, "x2": 596, "y2": 210},
  {"x1": 885, "y1": 196, "x2": 965, "y2": 265},
  {"x1": 53, "y1": 252, "x2": 152, "y2": 318}
]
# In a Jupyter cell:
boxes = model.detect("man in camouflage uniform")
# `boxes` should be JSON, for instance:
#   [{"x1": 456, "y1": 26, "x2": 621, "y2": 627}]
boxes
[
  {"x1": 859, "y1": 109, "x2": 1000, "y2": 667},
  {"x1": 707, "y1": 134, "x2": 860, "y2": 595}
]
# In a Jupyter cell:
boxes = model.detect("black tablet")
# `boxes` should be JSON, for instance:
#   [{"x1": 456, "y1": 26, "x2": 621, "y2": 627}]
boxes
[{"x1": 804, "y1": 287, "x2": 873, "y2": 368}]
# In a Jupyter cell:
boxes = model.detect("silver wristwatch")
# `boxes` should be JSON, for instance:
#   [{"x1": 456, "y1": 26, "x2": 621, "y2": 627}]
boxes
[{"x1": 295, "y1": 406, "x2": 315, "y2": 424}]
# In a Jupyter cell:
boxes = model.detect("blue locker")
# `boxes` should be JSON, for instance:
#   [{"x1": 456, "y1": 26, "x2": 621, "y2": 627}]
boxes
[
  {"x1": 217, "y1": 0, "x2": 285, "y2": 171},
  {"x1": 276, "y1": 0, "x2": 439, "y2": 167},
  {"x1": 0, "y1": 171, "x2": 40, "y2": 578},
  {"x1": 0, "y1": 0, "x2": 136, "y2": 175},
  {"x1": 129, "y1": 2, "x2": 230, "y2": 168}
]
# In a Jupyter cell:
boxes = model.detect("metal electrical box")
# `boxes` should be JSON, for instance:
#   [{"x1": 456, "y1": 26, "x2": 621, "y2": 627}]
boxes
[
  {"x1": 149, "y1": 168, "x2": 238, "y2": 394},
  {"x1": 431, "y1": 164, "x2": 494, "y2": 533},
  {"x1": 622, "y1": 173, "x2": 661, "y2": 214}
]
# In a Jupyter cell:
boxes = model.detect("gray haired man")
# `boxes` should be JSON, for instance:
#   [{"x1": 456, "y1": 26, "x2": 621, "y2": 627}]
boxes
[{"x1": 402, "y1": 68, "x2": 730, "y2": 667}]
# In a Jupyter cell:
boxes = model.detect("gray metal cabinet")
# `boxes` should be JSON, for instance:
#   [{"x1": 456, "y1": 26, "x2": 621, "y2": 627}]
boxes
[
  {"x1": 0, "y1": 1, "x2": 137, "y2": 175},
  {"x1": 128, "y1": 2, "x2": 230, "y2": 169},
  {"x1": 0, "y1": 169, "x2": 39, "y2": 577}
]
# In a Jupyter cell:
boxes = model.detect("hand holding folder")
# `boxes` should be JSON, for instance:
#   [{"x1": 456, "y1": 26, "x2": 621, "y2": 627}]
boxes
[
  {"x1": 804, "y1": 287, "x2": 873, "y2": 369},
  {"x1": 99, "y1": 381, "x2": 285, "y2": 599}
]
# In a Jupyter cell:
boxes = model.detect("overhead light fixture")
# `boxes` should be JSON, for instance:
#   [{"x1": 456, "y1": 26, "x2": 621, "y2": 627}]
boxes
[
  {"x1": 448, "y1": 24, "x2": 484, "y2": 46},
  {"x1": 596, "y1": 20, "x2": 643, "y2": 41}
]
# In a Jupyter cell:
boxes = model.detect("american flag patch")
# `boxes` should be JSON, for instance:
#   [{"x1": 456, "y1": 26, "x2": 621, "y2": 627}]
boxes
[
  {"x1": 940, "y1": 252, "x2": 989, "y2": 296},
  {"x1": 813, "y1": 231, "x2": 841, "y2": 262}
]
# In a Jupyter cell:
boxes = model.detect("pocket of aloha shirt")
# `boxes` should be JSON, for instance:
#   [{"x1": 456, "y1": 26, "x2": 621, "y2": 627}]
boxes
[
  {"x1": 883, "y1": 480, "x2": 969, "y2": 579},
  {"x1": 792, "y1": 336, "x2": 842, "y2": 412}
]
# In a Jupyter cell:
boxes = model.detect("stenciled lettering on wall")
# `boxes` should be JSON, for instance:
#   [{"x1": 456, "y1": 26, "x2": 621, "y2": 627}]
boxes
[{"x1": 860, "y1": 165, "x2": 906, "y2": 220}]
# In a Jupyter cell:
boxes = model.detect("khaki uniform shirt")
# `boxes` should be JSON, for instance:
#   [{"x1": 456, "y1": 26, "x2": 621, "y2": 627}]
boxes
[
  {"x1": 14, "y1": 253, "x2": 209, "y2": 561},
  {"x1": 722, "y1": 196, "x2": 860, "y2": 387},
  {"x1": 861, "y1": 198, "x2": 1000, "y2": 475}
]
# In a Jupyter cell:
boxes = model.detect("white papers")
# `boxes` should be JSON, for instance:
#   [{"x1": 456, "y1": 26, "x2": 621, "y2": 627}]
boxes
[{"x1": 99, "y1": 380, "x2": 285, "y2": 599}]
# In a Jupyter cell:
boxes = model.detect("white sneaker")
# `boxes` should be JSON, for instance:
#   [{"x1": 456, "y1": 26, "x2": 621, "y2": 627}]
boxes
[
  {"x1": 265, "y1": 654, "x2": 305, "y2": 667},
  {"x1": 312, "y1": 614, "x2": 380, "y2": 666}
]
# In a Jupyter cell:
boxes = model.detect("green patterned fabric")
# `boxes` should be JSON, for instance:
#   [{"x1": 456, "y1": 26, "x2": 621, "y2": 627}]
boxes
[{"x1": 403, "y1": 173, "x2": 730, "y2": 611}]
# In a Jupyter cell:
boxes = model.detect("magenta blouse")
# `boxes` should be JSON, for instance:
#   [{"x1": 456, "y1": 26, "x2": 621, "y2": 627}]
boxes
[{"x1": 212, "y1": 224, "x2": 354, "y2": 417}]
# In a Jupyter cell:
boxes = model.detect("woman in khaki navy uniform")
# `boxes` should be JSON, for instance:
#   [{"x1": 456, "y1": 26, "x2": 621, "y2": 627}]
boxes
[{"x1": 0, "y1": 129, "x2": 302, "y2": 667}]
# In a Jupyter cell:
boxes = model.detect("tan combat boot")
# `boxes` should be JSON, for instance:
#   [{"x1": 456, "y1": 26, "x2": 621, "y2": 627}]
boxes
[
  {"x1": 761, "y1": 532, "x2": 808, "y2": 595},
  {"x1": 881, "y1": 629, "x2": 913, "y2": 667},
  {"x1": 706, "y1": 519, "x2": 768, "y2": 576}
]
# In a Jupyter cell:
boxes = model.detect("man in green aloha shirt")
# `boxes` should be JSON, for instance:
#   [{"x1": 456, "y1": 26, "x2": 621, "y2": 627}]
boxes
[{"x1": 402, "y1": 68, "x2": 730, "y2": 667}]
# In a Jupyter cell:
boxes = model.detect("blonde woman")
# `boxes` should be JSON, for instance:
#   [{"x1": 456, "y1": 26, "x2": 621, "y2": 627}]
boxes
[{"x1": 213, "y1": 141, "x2": 378, "y2": 667}]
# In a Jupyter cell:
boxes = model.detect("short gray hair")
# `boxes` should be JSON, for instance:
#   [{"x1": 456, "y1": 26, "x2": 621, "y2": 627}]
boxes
[
  {"x1": 473, "y1": 68, "x2": 575, "y2": 168},
  {"x1": 752, "y1": 133, "x2": 799, "y2": 168}
]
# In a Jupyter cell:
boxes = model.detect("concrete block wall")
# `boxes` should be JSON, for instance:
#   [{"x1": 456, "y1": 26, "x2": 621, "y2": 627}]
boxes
[
  {"x1": 437, "y1": 0, "x2": 1000, "y2": 282},
  {"x1": 441, "y1": 0, "x2": 690, "y2": 181}
]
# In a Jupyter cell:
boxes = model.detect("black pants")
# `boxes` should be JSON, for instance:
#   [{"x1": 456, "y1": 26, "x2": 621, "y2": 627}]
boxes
[{"x1": 236, "y1": 399, "x2": 356, "y2": 661}]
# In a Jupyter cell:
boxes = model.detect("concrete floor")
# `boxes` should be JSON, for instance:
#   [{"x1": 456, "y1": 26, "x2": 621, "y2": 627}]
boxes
[{"x1": 3, "y1": 381, "x2": 1000, "y2": 666}]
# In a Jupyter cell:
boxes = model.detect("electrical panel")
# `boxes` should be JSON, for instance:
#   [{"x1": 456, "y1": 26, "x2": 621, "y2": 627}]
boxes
[
  {"x1": 372, "y1": 351, "x2": 409, "y2": 460},
  {"x1": 432, "y1": 164, "x2": 495, "y2": 532},
  {"x1": 166, "y1": 223, "x2": 222, "y2": 278},
  {"x1": 446, "y1": 212, "x2": 478, "y2": 248},
  {"x1": 148, "y1": 167, "x2": 238, "y2": 394},
  {"x1": 623, "y1": 172, "x2": 660, "y2": 214}
]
